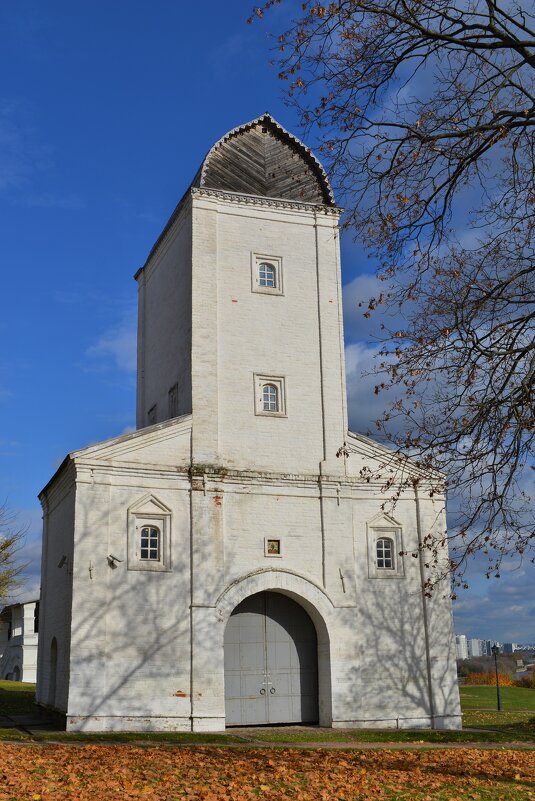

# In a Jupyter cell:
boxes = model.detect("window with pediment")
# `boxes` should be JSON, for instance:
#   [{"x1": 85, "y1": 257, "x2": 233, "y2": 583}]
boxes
[
  {"x1": 366, "y1": 514, "x2": 404, "y2": 579},
  {"x1": 127, "y1": 494, "x2": 172, "y2": 572}
]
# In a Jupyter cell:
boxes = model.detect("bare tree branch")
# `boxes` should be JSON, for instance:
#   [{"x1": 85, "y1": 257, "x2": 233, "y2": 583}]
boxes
[
  {"x1": 0, "y1": 503, "x2": 27, "y2": 603},
  {"x1": 253, "y1": 0, "x2": 535, "y2": 587}
]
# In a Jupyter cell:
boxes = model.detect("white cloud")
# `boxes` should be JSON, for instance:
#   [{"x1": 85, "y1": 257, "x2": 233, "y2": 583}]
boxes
[
  {"x1": 453, "y1": 561, "x2": 535, "y2": 643},
  {"x1": 86, "y1": 310, "x2": 137, "y2": 374},
  {"x1": 343, "y1": 273, "x2": 386, "y2": 341},
  {"x1": 345, "y1": 341, "x2": 403, "y2": 438},
  {"x1": 342, "y1": 271, "x2": 414, "y2": 344}
]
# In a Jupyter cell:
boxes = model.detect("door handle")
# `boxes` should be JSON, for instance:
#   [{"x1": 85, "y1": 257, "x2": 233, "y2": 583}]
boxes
[
  {"x1": 260, "y1": 688, "x2": 266, "y2": 695},
  {"x1": 270, "y1": 687, "x2": 276, "y2": 694}
]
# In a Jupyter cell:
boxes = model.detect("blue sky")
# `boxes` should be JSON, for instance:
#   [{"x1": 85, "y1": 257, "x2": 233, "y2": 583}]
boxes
[{"x1": 1, "y1": 0, "x2": 532, "y2": 644}]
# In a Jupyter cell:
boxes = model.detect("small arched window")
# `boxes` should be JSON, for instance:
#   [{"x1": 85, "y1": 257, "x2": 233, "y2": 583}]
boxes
[
  {"x1": 262, "y1": 383, "x2": 278, "y2": 412},
  {"x1": 258, "y1": 262, "x2": 276, "y2": 288},
  {"x1": 376, "y1": 537, "x2": 394, "y2": 569},
  {"x1": 140, "y1": 526, "x2": 160, "y2": 561}
]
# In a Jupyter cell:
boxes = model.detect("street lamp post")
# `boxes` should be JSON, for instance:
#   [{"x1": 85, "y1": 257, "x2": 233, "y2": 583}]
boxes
[{"x1": 491, "y1": 644, "x2": 502, "y2": 712}]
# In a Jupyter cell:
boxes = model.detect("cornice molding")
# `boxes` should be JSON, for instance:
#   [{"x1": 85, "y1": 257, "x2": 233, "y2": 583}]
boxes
[{"x1": 190, "y1": 186, "x2": 342, "y2": 216}]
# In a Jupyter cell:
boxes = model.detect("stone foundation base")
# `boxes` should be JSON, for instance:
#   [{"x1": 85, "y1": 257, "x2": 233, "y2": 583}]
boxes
[
  {"x1": 332, "y1": 715, "x2": 462, "y2": 731},
  {"x1": 66, "y1": 713, "x2": 462, "y2": 733},
  {"x1": 66, "y1": 716, "x2": 196, "y2": 733}
]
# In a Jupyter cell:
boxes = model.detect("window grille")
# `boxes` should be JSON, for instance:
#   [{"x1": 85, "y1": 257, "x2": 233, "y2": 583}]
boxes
[
  {"x1": 262, "y1": 383, "x2": 278, "y2": 412},
  {"x1": 376, "y1": 538, "x2": 394, "y2": 569},
  {"x1": 258, "y1": 262, "x2": 276, "y2": 288},
  {"x1": 140, "y1": 526, "x2": 160, "y2": 561}
]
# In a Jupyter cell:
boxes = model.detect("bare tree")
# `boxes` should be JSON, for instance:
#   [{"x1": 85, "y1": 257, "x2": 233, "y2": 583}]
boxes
[
  {"x1": 251, "y1": 0, "x2": 535, "y2": 585},
  {"x1": 0, "y1": 503, "x2": 26, "y2": 603}
]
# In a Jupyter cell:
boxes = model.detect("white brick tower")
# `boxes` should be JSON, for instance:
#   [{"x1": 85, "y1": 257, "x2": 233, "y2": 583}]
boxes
[
  {"x1": 37, "y1": 115, "x2": 461, "y2": 732},
  {"x1": 135, "y1": 114, "x2": 347, "y2": 477}
]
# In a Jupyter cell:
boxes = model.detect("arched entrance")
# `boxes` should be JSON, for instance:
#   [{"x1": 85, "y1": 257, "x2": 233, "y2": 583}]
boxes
[{"x1": 224, "y1": 591, "x2": 319, "y2": 726}]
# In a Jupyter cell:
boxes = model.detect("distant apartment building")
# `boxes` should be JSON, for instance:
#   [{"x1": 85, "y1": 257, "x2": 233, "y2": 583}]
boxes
[
  {"x1": 455, "y1": 636, "x2": 507, "y2": 659},
  {"x1": 0, "y1": 599, "x2": 39, "y2": 682},
  {"x1": 502, "y1": 643, "x2": 519, "y2": 654},
  {"x1": 456, "y1": 634, "x2": 468, "y2": 660},
  {"x1": 467, "y1": 638, "x2": 484, "y2": 657}
]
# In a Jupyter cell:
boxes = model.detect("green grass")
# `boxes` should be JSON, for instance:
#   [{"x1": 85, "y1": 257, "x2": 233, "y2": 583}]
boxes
[
  {"x1": 460, "y1": 684, "x2": 535, "y2": 711},
  {"x1": 26, "y1": 730, "x2": 246, "y2": 744},
  {"x1": 1, "y1": 680, "x2": 534, "y2": 745},
  {"x1": 382, "y1": 788, "x2": 533, "y2": 801},
  {"x1": 240, "y1": 726, "x2": 531, "y2": 744},
  {"x1": 0, "y1": 679, "x2": 39, "y2": 715}
]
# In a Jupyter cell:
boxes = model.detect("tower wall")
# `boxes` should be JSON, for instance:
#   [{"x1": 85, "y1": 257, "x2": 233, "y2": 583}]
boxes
[
  {"x1": 190, "y1": 190, "x2": 347, "y2": 474},
  {"x1": 136, "y1": 200, "x2": 193, "y2": 429}
]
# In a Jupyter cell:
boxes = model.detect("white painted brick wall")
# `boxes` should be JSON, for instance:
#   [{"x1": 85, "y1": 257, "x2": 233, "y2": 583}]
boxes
[
  {"x1": 39, "y1": 188, "x2": 460, "y2": 732},
  {"x1": 137, "y1": 203, "x2": 193, "y2": 429},
  {"x1": 37, "y1": 466, "x2": 76, "y2": 710}
]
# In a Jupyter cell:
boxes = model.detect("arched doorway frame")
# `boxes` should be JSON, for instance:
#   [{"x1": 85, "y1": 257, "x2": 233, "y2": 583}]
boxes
[{"x1": 216, "y1": 568, "x2": 334, "y2": 727}]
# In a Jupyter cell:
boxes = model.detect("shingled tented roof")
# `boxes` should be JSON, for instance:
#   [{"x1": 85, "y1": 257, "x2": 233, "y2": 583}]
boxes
[
  {"x1": 136, "y1": 114, "x2": 337, "y2": 278},
  {"x1": 192, "y1": 113, "x2": 336, "y2": 206}
]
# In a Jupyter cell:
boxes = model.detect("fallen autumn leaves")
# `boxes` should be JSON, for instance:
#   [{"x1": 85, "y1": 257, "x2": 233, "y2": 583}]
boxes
[{"x1": 1, "y1": 745, "x2": 534, "y2": 800}]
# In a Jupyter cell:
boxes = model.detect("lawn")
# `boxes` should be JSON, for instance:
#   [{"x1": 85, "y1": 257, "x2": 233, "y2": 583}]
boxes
[
  {"x1": 1, "y1": 681, "x2": 534, "y2": 744},
  {"x1": 460, "y1": 685, "x2": 535, "y2": 711},
  {"x1": 0, "y1": 743, "x2": 534, "y2": 801},
  {"x1": 1, "y1": 682, "x2": 535, "y2": 800},
  {"x1": 0, "y1": 679, "x2": 39, "y2": 716}
]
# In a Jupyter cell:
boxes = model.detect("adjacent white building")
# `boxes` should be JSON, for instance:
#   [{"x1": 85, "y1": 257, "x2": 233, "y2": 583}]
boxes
[
  {"x1": 36, "y1": 114, "x2": 461, "y2": 732},
  {"x1": 0, "y1": 599, "x2": 39, "y2": 683}
]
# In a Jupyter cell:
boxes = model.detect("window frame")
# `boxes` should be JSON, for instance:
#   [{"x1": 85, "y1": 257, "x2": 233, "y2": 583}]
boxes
[
  {"x1": 127, "y1": 494, "x2": 172, "y2": 573},
  {"x1": 251, "y1": 253, "x2": 284, "y2": 296},
  {"x1": 264, "y1": 537, "x2": 282, "y2": 558},
  {"x1": 140, "y1": 525, "x2": 161, "y2": 561},
  {"x1": 376, "y1": 537, "x2": 394, "y2": 570},
  {"x1": 253, "y1": 374, "x2": 287, "y2": 417},
  {"x1": 262, "y1": 383, "x2": 279, "y2": 412},
  {"x1": 258, "y1": 262, "x2": 276, "y2": 288},
  {"x1": 366, "y1": 518, "x2": 405, "y2": 579}
]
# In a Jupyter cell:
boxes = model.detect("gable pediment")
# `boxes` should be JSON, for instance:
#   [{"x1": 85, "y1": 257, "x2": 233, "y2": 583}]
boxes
[
  {"x1": 67, "y1": 414, "x2": 192, "y2": 469},
  {"x1": 367, "y1": 511, "x2": 402, "y2": 529},
  {"x1": 345, "y1": 430, "x2": 444, "y2": 483},
  {"x1": 128, "y1": 493, "x2": 172, "y2": 517}
]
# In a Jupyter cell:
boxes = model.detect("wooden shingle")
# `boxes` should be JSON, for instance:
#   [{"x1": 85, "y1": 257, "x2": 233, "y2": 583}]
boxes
[{"x1": 196, "y1": 113, "x2": 335, "y2": 206}]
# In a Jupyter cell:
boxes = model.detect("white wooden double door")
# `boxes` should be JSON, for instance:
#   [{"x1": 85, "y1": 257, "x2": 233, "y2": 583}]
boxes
[{"x1": 224, "y1": 591, "x2": 318, "y2": 726}]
